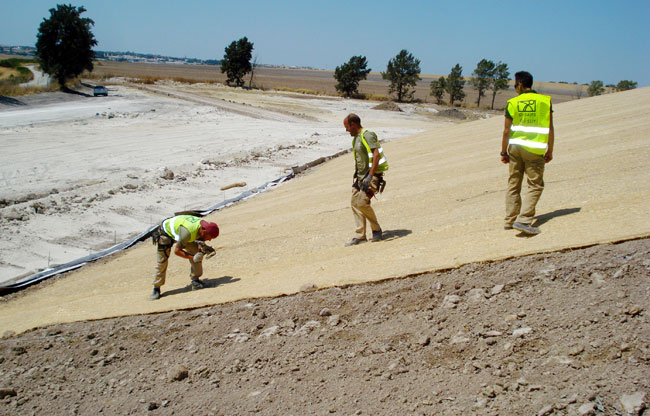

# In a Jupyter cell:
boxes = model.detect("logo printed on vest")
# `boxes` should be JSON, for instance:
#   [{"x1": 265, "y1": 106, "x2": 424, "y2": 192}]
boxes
[{"x1": 517, "y1": 100, "x2": 536, "y2": 112}]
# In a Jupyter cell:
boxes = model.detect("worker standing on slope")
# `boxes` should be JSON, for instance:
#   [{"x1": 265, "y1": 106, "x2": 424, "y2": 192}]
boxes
[
  {"x1": 500, "y1": 71, "x2": 555, "y2": 235},
  {"x1": 343, "y1": 113, "x2": 388, "y2": 246},
  {"x1": 150, "y1": 215, "x2": 219, "y2": 300}
]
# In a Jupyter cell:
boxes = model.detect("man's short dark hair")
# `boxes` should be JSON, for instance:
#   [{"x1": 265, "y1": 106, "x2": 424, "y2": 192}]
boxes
[
  {"x1": 347, "y1": 113, "x2": 361, "y2": 126},
  {"x1": 515, "y1": 71, "x2": 533, "y2": 88}
]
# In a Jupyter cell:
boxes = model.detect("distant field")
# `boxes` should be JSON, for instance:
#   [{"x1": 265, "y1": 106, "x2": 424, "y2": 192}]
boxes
[
  {"x1": 88, "y1": 60, "x2": 584, "y2": 108},
  {"x1": 0, "y1": 54, "x2": 597, "y2": 107},
  {"x1": 0, "y1": 55, "x2": 587, "y2": 107}
]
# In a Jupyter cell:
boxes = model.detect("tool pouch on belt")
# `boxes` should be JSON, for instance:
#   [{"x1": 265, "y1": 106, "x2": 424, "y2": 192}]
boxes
[
  {"x1": 377, "y1": 177, "x2": 386, "y2": 194},
  {"x1": 151, "y1": 228, "x2": 161, "y2": 245},
  {"x1": 154, "y1": 226, "x2": 173, "y2": 250},
  {"x1": 352, "y1": 177, "x2": 361, "y2": 191}
]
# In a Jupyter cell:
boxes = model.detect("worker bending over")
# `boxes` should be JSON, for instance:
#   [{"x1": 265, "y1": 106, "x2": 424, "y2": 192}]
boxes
[{"x1": 150, "y1": 215, "x2": 219, "y2": 300}]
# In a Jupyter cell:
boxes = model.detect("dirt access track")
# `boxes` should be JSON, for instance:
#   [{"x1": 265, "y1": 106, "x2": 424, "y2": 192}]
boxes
[{"x1": 1, "y1": 87, "x2": 648, "y2": 334}]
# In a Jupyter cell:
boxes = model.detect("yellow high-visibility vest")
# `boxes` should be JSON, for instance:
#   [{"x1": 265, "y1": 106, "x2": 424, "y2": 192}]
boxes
[
  {"x1": 507, "y1": 92, "x2": 551, "y2": 155},
  {"x1": 162, "y1": 215, "x2": 201, "y2": 242},
  {"x1": 353, "y1": 129, "x2": 389, "y2": 173}
]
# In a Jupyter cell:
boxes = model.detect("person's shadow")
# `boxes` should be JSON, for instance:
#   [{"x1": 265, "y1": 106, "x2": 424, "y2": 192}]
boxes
[
  {"x1": 380, "y1": 229, "x2": 412, "y2": 241},
  {"x1": 161, "y1": 275, "x2": 240, "y2": 298},
  {"x1": 516, "y1": 207, "x2": 581, "y2": 237},
  {"x1": 533, "y1": 207, "x2": 581, "y2": 227}
]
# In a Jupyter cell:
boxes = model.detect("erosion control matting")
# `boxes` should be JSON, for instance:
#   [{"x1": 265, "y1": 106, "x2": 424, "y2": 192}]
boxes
[
  {"x1": 0, "y1": 175, "x2": 293, "y2": 293},
  {"x1": 1, "y1": 88, "x2": 649, "y2": 335}
]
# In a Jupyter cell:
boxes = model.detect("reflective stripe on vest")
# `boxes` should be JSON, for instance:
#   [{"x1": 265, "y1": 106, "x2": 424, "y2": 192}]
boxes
[
  {"x1": 507, "y1": 92, "x2": 551, "y2": 155},
  {"x1": 352, "y1": 129, "x2": 389, "y2": 173},
  {"x1": 162, "y1": 217, "x2": 181, "y2": 241},
  {"x1": 162, "y1": 215, "x2": 201, "y2": 242}
]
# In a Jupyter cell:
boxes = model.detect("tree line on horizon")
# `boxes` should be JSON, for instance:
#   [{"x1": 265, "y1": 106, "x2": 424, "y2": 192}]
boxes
[{"x1": 29, "y1": 5, "x2": 639, "y2": 106}]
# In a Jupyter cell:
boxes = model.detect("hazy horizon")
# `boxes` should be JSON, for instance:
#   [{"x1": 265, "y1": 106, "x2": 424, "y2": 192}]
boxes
[{"x1": 2, "y1": 0, "x2": 648, "y2": 86}]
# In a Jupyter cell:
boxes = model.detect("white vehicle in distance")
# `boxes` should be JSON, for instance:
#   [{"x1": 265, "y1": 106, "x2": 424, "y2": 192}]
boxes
[{"x1": 93, "y1": 85, "x2": 108, "y2": 97}]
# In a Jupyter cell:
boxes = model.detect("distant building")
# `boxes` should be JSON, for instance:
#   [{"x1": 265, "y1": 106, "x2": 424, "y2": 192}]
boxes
[{"x1": 0, "y1": 45, "x2": 36, "y2": 56}]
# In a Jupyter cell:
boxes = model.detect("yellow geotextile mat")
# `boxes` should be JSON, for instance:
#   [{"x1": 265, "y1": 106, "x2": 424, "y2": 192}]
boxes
[{"x1": 2, "y1": 88, "x2": 649, "y2": 334}]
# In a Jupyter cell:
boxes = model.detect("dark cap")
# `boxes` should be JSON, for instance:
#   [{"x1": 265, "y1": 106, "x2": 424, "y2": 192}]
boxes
[{"x1": 200, "y1": 220, "x2": 219, "y2": 238}]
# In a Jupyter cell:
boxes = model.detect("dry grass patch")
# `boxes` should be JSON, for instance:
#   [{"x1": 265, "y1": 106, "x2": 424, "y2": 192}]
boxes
[
  {"x1": 358, "y1": 93, "x2": 389, "y2": 101},
  {"x1": 0, "y1": 67, "x2": 19, "y2": 80},
  {"x1": 0, "y1": 83, "x2": 59, "y2": 96},
  {"x1": 272, "y1": 86, "x2": 324, "y2": 96}
]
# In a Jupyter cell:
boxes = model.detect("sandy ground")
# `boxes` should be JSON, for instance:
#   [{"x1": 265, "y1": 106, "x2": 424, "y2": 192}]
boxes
[{"x1": 0, "y1": 81, "x2": 457, "y2": 285}]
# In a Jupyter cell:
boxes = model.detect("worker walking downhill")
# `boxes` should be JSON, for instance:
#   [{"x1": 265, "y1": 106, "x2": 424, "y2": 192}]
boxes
[
  {"x1": 343, "y1": 113, "x2": 388, "y2": 246},
  {"x1": 150, "y1": 215, "x2": 219, "y2": 300},
  {"x1": 500, "y1": 71, "x2": 555, "y2": 235}
]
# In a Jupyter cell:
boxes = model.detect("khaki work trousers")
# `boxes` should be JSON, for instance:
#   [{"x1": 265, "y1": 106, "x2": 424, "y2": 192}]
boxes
[
  {"x1": 152, "y1": 234, "x2": 202, "y2": 288},
  {"x1": 351, "y1": 175, "x2": 382, "y2": 239},
  {"x1": 505, "y1": 144, "x2": 545, "y2": 226}
]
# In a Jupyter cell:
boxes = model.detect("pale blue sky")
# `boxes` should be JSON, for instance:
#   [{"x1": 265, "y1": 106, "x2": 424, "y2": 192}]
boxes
[{"x1": 2, "y1": 0, "x2": 649, "y2": 86}]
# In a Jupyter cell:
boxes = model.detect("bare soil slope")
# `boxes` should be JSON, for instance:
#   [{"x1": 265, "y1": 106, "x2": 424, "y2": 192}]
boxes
[{"x1": 0, "y1": 238, "x2": 648, "y2": 415}]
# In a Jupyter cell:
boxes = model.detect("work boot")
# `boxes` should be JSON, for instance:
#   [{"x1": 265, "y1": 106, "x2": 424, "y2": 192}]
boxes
[
  {"x1": 504, "y1": 224, "x2": 513, "y2": 230},
  {"x1": 191, "y1": 279, "x2": 205, "y2": 290},
  {"x1": 149, "y1": 287, "x2": 161, "y2": 301},
  {"x1": 513, "y1": 222, "x2": 541, "y2": 235},
  {"x1": 344, "y1": 237, "x2": 367, "y2": 247},
  {"x1": 371, "y1": 229, "x2": 383, "y2": 242}
]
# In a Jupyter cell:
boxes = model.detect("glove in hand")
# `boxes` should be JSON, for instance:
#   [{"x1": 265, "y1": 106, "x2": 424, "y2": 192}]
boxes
[
  {"x1": 361, "y1": 174, "x2": 372, "y2": 191},
  {"x1": 196, "y1": 242, "x2": 216, "y2": 260},
  {"x1": 201, "y1": 244, "x2": 216, "y2": 259}
]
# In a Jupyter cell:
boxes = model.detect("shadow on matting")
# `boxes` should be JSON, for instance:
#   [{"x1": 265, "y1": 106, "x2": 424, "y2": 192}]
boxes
[
  {"x1": 533, "y1": 207, "x2": 581, "y2": 227},
  {"x1": 515, "y1": 207, "x2": 582, "y2": 238},
  {"x1": 160, "y1": 275, "x2": 240, "y2": 298},
  {"x1": 380, "y1": 229, "x2": 412, "y2": 242}
]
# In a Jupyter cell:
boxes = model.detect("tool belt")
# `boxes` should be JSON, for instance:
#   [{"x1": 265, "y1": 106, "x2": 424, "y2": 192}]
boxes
[
  {"x1": 152, "y1": 226, "x2": 174, "y2": 249},
  {"x1": 353, "y1": 173, "x2": 386, "y2": 198}
]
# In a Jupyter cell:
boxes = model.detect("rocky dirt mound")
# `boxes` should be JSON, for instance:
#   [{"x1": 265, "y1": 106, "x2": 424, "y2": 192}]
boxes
[
  {"x1": 0, "y1": 238, "x2": 648, "y2": 415},
  {"x1": 372, "y1": 101, "x2": 403, "y2": 112},
  {"x1": 436, "y1": 108, "x2": 468, "y2": 120}
]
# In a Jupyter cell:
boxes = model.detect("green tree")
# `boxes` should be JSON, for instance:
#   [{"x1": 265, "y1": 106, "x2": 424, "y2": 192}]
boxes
[
  {"x1": 470, "y1": 59, "x2": 495, "y2": 107},
  {"x1": 35, "y1": 4, "x2": 97, "y2": 88},
  {"x1": 445, "y1": 64, "x2": 465, "y2": 106},
  {"x1": 489, "y1": 61, "x2": 510, "y2": 109},
  {"x1": 588, "y1": 80, "x2": 605, "y2": 96},
  {"x1": 429, "y1": 76, "x2": 446, "y2": 105},
  {"x1": 616, "y1": 80, "x2": 637, "y2": 91},
  {"x1": 381, "y1": 49, "x2": 421, "y2": 102},
  {"x1": 334, "y1": 55, "x2": 371, "y2": 97},
  {"x1": 221, "y1": 37, "x2": 254, "y2": 87}
]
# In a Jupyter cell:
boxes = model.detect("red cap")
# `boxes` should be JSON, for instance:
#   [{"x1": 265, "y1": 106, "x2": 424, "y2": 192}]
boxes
[{"x1": 200, "y1": 220, "x2": 219, "y2": 238}]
